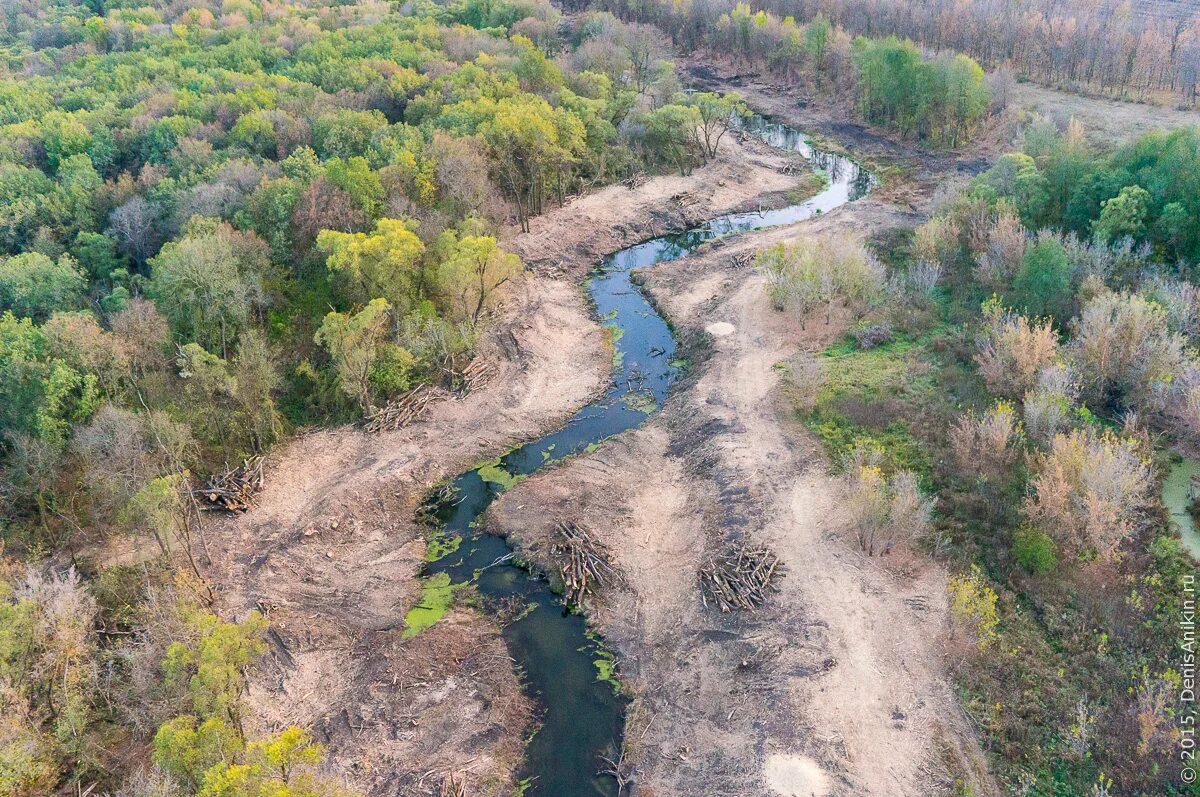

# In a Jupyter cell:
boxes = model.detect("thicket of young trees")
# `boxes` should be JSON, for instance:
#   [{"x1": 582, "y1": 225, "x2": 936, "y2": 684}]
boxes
[
  {"x1": 773, "y1": 115, "x2": 1200, "y2": 793},
  {"x1": 0, "y1": 0, "x2": 757, "y2": 791},
  {"x1": 563, "y1": 0, "x2": 994, "y2": 146}
]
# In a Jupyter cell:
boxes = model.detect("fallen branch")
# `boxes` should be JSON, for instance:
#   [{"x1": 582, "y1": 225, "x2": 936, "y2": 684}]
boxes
[{"x1": 698, "y1": 543, "x2": 784, "y2": 612}]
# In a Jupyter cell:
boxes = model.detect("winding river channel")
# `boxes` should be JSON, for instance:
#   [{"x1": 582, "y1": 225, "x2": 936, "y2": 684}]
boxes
[{"x1": 418, "y1": 114, "x2": 874, "y2": 795}]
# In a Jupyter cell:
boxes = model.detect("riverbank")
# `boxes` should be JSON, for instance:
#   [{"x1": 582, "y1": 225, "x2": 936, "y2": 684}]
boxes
[
  {"x1": 199, "y1": 272, "x2": 607, "y2": 793},
  {"x1": 488, "y1": 198, "x2": 996, "y2": 797},
  {"x1": 199, "y1": 129, "x2": 823, "y2": 793}
]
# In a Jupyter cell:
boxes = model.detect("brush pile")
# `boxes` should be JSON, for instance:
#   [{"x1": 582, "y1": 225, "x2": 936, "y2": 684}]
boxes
[
  {"x1": 193, "y1": 456, "x2": 264, "y2": 512},
  {"x1": 698, "y1": 543, "x2": 783, "y2": 612},
  {"x1": 552, "y1": 520, "x2": 622, "y2": 607},
  {"x1": 624, "y1": 171, "x2": 648, "y2": 190},
  {"x1": 730, "y1": 251, "x2": 753, "y2": 269},
  {"x1": 364, "y1": 384, "x2": 448, "y2": 433}
]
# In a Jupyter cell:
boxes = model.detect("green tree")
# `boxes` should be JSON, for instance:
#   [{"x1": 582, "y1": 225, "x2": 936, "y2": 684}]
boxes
[
  {"x1": 314, "y1": 298, "x2": 394, "y2": 413},
  {"x1": 805, "y1": 14, "x2": 831, "y2": 82},
  {"x1": 434, "y1": 232, "x2": 522, "y2": 326},
  {"x1": 318, "y1": 218, "x2": 426, "y2": 315},
  {"x1": 1012, "y1": 236, "x2": 1070, "y2": 320},
  {"x1": 642, "y1": 103, "x2": 701, "y2": 175},
  {"x1": 162, "y1": 608, "x2": 268, "y2": 735},
  {"x1": 1094, "y1": 184, "x2": 1151, "y2": 243},
  {"x1": 148, "y1": 220, "x2": 264, "y2": 356},
  {"x1": 686, "y1": 91, "x2": 745, "y2": 159},
  {"x1": 0, "y1": 252, "x2": 84, "y2": 320}
]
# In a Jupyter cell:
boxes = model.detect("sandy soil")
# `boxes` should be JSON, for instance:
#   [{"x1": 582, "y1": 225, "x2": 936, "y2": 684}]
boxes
[
  {"x1": 488, "y1": 201, "x2": 996, "y2": 797},
  {"x1": 201, "y1": 273, "x2": 608, "y2": 795}
]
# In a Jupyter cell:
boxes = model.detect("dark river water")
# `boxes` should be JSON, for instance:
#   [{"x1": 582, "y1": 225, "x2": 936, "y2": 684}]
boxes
[{"x1": 418, "y1": 114, "x2": 873, "y2": 796}]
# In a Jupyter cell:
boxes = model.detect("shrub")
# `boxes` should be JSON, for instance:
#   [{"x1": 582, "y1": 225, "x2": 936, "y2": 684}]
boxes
[
  {"x1": 946, "y1": 564, "x2": 1000, "y2": 650},
  {"x1": 949, "y1": 400, "x2": 1023, "y2": 482},
  {"x1": 1024, "y1": 428, "x2": 1153, "y2": 558},
  {"x1": 840, "y1": 446, "x2": 933, "y2": 555},
  {"x1": 1011, "y1": 526, "x2": 1057, "y2": 573},
  {"x1": 976, "y1": 300, "x2": 1060, "y2": 399},
  {"x1": 852, "y1": 320, "x2": 893, "y2": 349}
]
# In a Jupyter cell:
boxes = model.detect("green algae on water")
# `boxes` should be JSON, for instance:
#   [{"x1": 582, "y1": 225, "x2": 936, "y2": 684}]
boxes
[
  {"x1": 424, "y1": 532, "x2": 461, "y2": 562},
  {"x1": 477, "y1": 458, "x2": 523, "y2": 490},
  {"x1": 622, "y1": 390, "x2": 657, "y2": 413},
  {"x1": 402, "y1": 572, "x2": 462, "y2": 637},
  {"x1": 1163, "y1": 456, "x2": 1200, "y2": 558},
  {"x1": 584, "y1": 630, "x2": 621, "y2": 694}
]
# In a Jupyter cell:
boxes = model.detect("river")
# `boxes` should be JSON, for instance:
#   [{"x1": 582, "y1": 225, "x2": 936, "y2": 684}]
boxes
[{"x1": 417, "y1": 114, "x2": 874, "y2": 796}]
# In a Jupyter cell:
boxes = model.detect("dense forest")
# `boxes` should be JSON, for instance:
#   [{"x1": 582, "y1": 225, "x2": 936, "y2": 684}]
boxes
[
  {"x1": 570, "y1": 0, "x2": 995, "y2": 146},
  {"x1": 772, "y1": 119, "x2": 1200, "y2": 794}
]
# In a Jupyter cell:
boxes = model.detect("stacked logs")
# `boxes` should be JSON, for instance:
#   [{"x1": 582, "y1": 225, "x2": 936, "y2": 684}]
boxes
[
  {"x1": 552, "y1": 520, "x2": 621, "y2": 607},
  {"x1": 193, "y1": 457, "x2": 264, "y2": 512},
  {"x1": 453, "y1": 357, "x2": 496, "y2": 397},
  {"x1": 363, "y1": 384, "x2": 447, "y2": 433},
  {"x1": 698, "y1": 543, "x2": 783, "y2": 612},
  {"x1": 730, "y1": 251, "x2": 754, "y2": 269},
  {"x1": 672, "y1": 191, "x2": 700, "y2": 209}
]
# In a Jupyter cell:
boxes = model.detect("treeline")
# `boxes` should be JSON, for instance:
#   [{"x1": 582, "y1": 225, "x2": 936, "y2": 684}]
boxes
[
  {"x1": 753, "y1": 0, "x2": 1200, "y2": 104},
  {"x1": 589, "y1": 0, "x2": 1200, "y2": 104},
  {"x1": 568, "y1": 0, "x2": 992, "y2": 147},
  {"x1": 775, "y1": 117, "x2": 1200, "y2": 793},
  {"x1": 0, "y1": 0, "x2": 753, "y2": 792}
]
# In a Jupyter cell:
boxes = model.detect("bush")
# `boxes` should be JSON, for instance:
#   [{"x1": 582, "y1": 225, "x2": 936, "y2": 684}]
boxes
[
  {"x1": 852, "y1": 320, "x2": 893, "y2": 349},
  {"x1": 1011, "y1": 526, "x2": 1057, "y2": 573}
]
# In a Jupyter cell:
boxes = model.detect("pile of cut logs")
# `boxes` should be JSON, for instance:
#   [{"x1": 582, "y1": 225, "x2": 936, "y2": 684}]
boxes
[
  {"x1": 730, "y1": 251, "x2": 754, "y2": 269},
  {"x1": 452, "y1": 357, "x2": 496, "y2": 397},
  {"x1": 698, "y1": 543, "x2": 783, "y2": 612},
  {"x1": 192, "y1": 456, "x2": 264, "y2": 512},
  {"x1": 672, "y1": 191, "x2": 700, "y2": 209},
  {"x1": 552, "y1": 520, "x2": 621, "y2": 607},
  {"x1": 363, "y1": 384, "x2": 448, "y2": 433}
]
